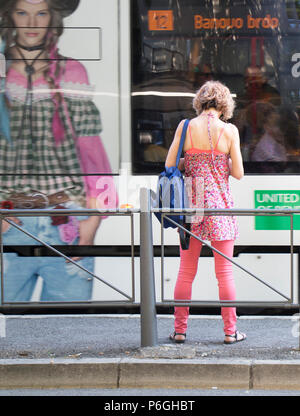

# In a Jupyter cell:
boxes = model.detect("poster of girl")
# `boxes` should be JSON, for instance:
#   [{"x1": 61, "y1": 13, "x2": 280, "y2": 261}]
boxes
[{"x1": 0, "y1": 0, "x2": 117, "y2": 302}]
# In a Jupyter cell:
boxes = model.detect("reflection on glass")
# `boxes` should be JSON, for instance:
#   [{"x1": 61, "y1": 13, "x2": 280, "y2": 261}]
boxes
[
  {"x1": 132, "y1": 0, "x2": 300, "y2": 174},
  {"x1": 0, "y1": 0, "x2": 117, "y2": 303}
]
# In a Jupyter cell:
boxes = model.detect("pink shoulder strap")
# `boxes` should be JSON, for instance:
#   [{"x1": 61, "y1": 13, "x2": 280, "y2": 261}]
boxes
[{"x1": 214, "y1": 126, "x2": 226, "y2": 151}]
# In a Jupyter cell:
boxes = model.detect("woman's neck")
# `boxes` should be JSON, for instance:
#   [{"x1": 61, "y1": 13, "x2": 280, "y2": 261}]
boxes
[
  {"x1": 9, "y1": 45, "x2": 49, "y2": 80},
  {"x1": 10, "y1": 44, "x2": 47, "y2": 62},
  {"x1": 201, "y1": 109, "x2": 221, "y2": 118},
  {"x1": 16, "y1": 39, "x2": 46, "y2": 51}
]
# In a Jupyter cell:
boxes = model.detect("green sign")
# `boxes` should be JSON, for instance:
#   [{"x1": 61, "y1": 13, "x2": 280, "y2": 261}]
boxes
[{"x1": 254, "y1": 190, "x2": 300, "y2": 230}]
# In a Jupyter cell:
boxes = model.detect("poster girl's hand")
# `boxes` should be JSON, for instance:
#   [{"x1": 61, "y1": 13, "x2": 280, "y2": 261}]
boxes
[
  {"x1": 1, "y1": 217, "x2": 22, "y2": 233},
  {"x1": 70, "y1": 216, "x2": 101, "y2": 262}
]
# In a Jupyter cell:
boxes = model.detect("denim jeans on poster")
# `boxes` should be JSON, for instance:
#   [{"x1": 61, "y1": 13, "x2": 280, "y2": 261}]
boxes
[{"x1": 1, "y1": 201, "x2": 94, "y2": 302}]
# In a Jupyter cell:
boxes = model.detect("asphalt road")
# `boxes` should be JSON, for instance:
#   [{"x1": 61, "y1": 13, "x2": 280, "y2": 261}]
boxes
[
  {"x1": 0, "y1": 388, "x2": 300, "y2": 396},
  {"x1": 0, "y1": 314, "x2": 299, "y2": 361}
]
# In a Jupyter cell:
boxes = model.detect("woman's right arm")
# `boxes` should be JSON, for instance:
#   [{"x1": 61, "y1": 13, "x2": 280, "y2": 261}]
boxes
[{"x1": 228, "y1": 124, "x2": 244, "y2": 180}]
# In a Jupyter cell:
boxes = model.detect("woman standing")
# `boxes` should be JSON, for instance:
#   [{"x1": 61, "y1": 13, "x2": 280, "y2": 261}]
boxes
[
  {"x1": 166, "y1": 81, "x2": 246, "y2": 344},
  {"x1": 0, "y1": 0, "x2": 116, "y2": 302}
]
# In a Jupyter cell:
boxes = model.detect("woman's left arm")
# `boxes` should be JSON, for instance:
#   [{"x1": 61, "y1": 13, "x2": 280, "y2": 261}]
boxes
[{"x1": 165, "y1": 120, "x2": 185, "y2": 168}]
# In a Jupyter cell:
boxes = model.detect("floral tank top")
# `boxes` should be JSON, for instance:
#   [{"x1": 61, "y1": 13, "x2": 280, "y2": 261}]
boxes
[{"x1": 184, "y1": 115, "x2": 239, "y2": 241}]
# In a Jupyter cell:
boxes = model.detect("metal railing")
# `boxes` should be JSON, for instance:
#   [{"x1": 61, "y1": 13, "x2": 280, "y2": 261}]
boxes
[
  {"x1": 0, "y1": 187, "x2": 300, "y2": 349},
  {"x1": 0, "y1": 196, "x2": 159, "y2": 347},
  {"x1": 147, "y1": 188, "x2": 300, "y2": 349},
  {"x1": 159, "y1": 210, "x2": 295, "y2": 306},
  {"x1": 0, "y1": 208, "x2": 137, "y2": 306}
]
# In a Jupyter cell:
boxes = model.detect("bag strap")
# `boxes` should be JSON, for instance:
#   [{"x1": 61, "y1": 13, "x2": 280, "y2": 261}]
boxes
[{"x1": 175, "y1": 119, "x2": 190, "y2": 168}]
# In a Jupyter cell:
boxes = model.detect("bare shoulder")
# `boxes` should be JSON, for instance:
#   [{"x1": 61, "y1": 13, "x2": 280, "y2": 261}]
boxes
[
  {"x1": 188, "y1": 116, "x2": 198, "y2": 126},
  {"x1": 174, "y1": 119, "x2": 188, "y2": 139},
  {"x1": 178, "y1": 119, "x2": 187, "y2": 128},
  {"x1": 226, "y1": 122, "x2": 239, "y2": 134},
  {"x1": 225, "y1": 122, "x2": 240, "y2": 142},
  {"x1": 179, "y1": 118, "x2": 192, "y2": 127}
]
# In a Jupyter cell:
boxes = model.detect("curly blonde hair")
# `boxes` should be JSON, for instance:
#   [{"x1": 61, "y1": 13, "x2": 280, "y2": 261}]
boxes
[{"x1": 193, "y1": 80, "x2": 235, "y2": 121}]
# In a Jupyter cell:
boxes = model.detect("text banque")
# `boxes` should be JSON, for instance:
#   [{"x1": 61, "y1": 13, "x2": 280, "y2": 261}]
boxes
[{"x1": 194, "y1": 14, "x2": 279, "y2": 30}]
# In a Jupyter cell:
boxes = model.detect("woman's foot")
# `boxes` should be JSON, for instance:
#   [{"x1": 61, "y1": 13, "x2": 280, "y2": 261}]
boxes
[
  {"x1": 169, "y1": 332, "x2": 186, "y2": 344},
  {"x1": 224, "y1": 330, "x2": 247, "y2": 345}
]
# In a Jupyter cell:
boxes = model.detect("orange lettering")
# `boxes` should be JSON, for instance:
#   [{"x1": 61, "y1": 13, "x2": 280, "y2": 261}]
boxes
[
  {"x1": 235, "y1": 18, "x2": 243, "y2": 28},
  {"x1": 247, "y1": 15, "x2": 255, "y2": 28},
  {"x1": 218, "y1": 18, "x2": 227, "y2": 29},
  {"x1": 247, "y1": 14, "x2": 279, "y2": 29},
  {"x1": 270, "y1": 16, "x2": 279, "y2": 28},
  {"x1": 262, "y1": 15, "x2": 271, "y2": 28},
  {"x1": 203, "y1": 18, "x2": 210, "y2": 29},
  {"x1": 194, "y1": 15, "x2": 202, "y2": 29},
  {"x1": 194, "y1": 14, "x2": 245, "y2": 30}
]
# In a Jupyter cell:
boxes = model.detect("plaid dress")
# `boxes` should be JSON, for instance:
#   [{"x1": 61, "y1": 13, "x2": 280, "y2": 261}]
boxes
[{"x1": 0, "y1": 64, "x2": 102, "y2": 202}]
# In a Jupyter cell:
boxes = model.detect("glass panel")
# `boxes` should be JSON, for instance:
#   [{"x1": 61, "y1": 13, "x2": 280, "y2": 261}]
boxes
[{"x1": 132, "y1": 0, "x2": 300, "y2": 174}]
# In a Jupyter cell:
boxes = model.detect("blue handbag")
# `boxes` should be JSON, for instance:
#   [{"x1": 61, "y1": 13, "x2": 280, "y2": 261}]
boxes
[{"x1": 154, "y1": 119, "x2": 191, "y2": 250}]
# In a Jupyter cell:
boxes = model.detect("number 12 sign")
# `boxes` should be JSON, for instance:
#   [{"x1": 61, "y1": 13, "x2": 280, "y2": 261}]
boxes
[{"x1": 148, "y1": 10, "x2": 174, "y2": 31}]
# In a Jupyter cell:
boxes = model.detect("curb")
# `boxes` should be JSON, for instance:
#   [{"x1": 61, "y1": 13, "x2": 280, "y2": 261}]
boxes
[
  {"x1": 119, "y1": 359, "x2": 251, "y2": 389},
  {"x1": 0, "y1": 359, "x2": 121, "y2": 390},
  {"x1": 252, "y1": 360, "x2": 300, "y2": 390},
  {"x1": 1, "y1": 358, "x2": 300, "y2": 390}
]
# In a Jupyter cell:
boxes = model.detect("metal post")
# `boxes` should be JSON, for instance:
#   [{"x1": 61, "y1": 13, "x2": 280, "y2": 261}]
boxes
[{"x1": 140, "y1": 188, "x2": 158, "y2": 347}]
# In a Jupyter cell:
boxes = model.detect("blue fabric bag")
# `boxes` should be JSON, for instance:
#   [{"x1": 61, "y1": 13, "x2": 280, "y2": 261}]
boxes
[{"x1": 154, "y1": 119, "x2": 191, "y2": 250}]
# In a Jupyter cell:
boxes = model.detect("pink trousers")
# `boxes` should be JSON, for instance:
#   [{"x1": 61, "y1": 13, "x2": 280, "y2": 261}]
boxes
[{"x1": 174, "y1": 237, "x2": 237, "y2": 335}]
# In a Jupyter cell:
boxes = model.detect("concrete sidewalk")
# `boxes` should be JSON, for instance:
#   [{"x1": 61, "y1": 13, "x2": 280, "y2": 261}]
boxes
[{"x1": 0, "y1": 314, "x2": 300, "y2": 390}]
